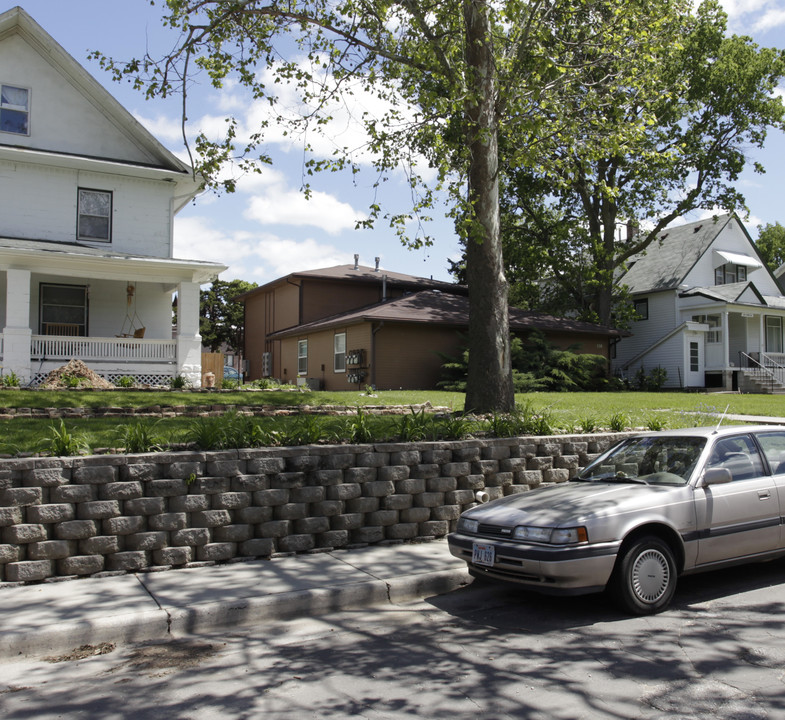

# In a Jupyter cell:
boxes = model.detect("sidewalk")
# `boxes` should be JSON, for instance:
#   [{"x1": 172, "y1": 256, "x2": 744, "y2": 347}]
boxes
[{"x1": 0, "y1": 539, "x2": 470, "y2": 661}]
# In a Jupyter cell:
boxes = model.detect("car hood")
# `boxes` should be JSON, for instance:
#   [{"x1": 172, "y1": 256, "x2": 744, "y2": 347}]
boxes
[{"x1": 464, "y1": 481, "x2": 685, "y2": 527}]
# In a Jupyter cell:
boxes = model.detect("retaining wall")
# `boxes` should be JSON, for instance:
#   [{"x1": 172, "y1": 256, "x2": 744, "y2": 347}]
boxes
[{"x1": 0, "y1": 433, "x2": 629, "y2": 583}]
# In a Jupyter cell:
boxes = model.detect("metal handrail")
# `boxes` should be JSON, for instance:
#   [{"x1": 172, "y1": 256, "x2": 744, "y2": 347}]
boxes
[{"x1": 739, "y1": 352, "x2": 784, "y2": 392}]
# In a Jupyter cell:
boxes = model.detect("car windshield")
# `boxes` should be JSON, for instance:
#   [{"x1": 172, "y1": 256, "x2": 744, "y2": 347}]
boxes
[{"x1": 578, "y1": 436, "x2": 706, "y2": 485}]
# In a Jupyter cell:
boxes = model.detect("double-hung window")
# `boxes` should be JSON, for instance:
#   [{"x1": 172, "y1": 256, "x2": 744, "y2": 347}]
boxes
[
  {"x1": 0, "y1": 84, "x2": 29, "y2": 135},
  {"x1": 78, "y1": 189, "x2": 112, "y2": 242},
  {"x1": 40, "y1": 283, "x2": 88, "y2": 337},
  {"x1": 334, "y1": 332, "x2": 346, "y2": 373},
  {"x1": 297, "y1": 339, "x2": 308, "y2": 375}
]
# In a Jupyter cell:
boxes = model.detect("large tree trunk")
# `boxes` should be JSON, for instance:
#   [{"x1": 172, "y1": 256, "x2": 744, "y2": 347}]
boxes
[{"x1": 463, "y1": 0, "x2": 514, "y2": 414}]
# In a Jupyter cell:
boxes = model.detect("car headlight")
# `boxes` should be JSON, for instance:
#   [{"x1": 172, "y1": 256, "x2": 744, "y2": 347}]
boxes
[
  {"x1": 458, "y1": 517, "x2": 479, "y2": 534},
  {"x1": 513, "y1": 525, "x2": 588, "y2": 544}
]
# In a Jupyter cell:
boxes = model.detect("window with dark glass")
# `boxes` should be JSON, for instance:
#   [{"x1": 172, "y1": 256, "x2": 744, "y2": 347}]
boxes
[
  {"x1": 634, "y1": 298, "x2": 648, "y2": 320},
  {"x1": 0, "y1": 84, "x2": 29, "y2": 135},
  {"x1": 690, "y1": 342, "x2": 699, "y2": 372},
  {"x1": 297, "y1": 339, "x2": 308, "y2": 375},
  {"x1": 39, "y1": 284, "x2": 88, "y2": 336},
  {"x1": 77, "y1": 189, "x2": 112, "y2": 242},
  {"x1": 334, "y1": 332, "x2": 346, "y2": 372}
]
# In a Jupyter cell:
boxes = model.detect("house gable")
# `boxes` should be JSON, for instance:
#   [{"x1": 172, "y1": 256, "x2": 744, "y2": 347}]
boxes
[{"x1": 0, "y1": 7, "x2": 188, "y2": 171}]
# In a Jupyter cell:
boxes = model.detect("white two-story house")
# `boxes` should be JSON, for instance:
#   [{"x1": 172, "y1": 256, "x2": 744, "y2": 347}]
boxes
[
  {"x1": 613, "y1": 213, "x2": 785, "y2": 392},
  {"x1": 0, "y1": 6, "x2": 225, "y2": 386}
]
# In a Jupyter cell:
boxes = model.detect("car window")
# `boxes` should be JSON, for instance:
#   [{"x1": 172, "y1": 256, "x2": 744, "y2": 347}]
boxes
[
  {"x1": 753, "y1": 431, "x2": 785, "y2": 474},
  {"x1": 706, "y1": 435, "x2": 764, "y2": 482},
  {"x1": 580, "y1": 436, "x2": 705, "y2": 484}
]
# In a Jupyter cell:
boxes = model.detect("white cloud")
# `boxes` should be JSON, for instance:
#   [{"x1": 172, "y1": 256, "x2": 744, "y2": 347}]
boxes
[
  {"x1": 173, "y1": 216, "x2": 346, "y2": 283},
  {"x1": 133, "y1": 112, "x2": 184, "y2": 144}
]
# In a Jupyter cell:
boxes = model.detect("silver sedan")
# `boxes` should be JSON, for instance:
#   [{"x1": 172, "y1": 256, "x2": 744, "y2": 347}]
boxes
[{"x1": 448, "y1": 425, "x2": 785, "y2": 614}]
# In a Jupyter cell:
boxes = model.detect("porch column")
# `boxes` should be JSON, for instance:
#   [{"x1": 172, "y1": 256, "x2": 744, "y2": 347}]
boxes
[
  {"x1": 176, "y1": 281, "x2": 203, "y2": 387},
  {"x1": 721, "y1": 310, "x2": 731, "y2": 390},
  {"x1": 2, "y1": 269, "x2": 32, "y2": 384}
]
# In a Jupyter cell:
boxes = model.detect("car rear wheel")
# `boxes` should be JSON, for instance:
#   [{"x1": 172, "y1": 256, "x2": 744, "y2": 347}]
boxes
[{"x1": 611, "y1": 536, "x2": 677, "y2": 615}]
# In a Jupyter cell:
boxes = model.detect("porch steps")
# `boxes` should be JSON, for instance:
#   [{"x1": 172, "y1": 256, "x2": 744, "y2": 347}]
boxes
[{"x1": 739, "y1": 369, "x2": 785, "y2": 394}]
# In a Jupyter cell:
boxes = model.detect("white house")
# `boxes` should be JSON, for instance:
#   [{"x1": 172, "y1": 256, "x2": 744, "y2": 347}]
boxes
[
  {"x1": 613, "y1": 213, "x2": 785, "y2": 392},
  {"x1": 0, "y1": 6, "x2": 225, "y2": 386}
]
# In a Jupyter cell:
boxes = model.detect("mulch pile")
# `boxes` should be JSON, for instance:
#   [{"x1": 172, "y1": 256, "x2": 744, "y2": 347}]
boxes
[{"x1": 37, "y1": 359, "x2": 116, "y2": 390}]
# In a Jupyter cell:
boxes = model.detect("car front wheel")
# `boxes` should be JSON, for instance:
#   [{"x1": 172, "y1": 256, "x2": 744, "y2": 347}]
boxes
[{"x1": 611, "y1": 536, "x2": 677, "y2": 615}]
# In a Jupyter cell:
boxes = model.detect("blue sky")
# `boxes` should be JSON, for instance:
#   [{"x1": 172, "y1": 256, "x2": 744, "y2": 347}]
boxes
[{"x1": 12, "y1": 0, "x2": 785, "y2": 285}]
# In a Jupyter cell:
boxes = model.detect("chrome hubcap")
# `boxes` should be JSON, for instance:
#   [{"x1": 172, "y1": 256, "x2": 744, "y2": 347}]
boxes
[{"x1": 631, "y1": 548, "x2": 670, "y2": 603}]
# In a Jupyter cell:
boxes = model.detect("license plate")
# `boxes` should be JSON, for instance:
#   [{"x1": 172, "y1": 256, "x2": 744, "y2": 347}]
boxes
[{"x1": 472, "y1": 542, "x2": 495, "y2": 567}]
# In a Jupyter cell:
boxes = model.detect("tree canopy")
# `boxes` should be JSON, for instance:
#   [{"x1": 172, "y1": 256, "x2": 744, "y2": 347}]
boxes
[
  {"x1": 97, "y1": 0, "x2": 701, "y2": 410},
  {"x1": 756, "y1": 222, "x2": 785, "y2": 273},
  {"x1": 495, "y1": 0, "x2": 785, "y2": 326},
  {"x1": 200, "y1": 279, "x2": 257, "y2": 354}
]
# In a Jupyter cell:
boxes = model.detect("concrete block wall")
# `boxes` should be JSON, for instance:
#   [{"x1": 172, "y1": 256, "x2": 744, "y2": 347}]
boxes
[{"x1": 0, "y1": 433, "x2": 628, "y2": 583}]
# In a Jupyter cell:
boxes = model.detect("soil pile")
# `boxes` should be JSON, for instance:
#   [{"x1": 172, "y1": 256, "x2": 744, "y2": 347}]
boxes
[{"x1": 38, "y1": 359, "x2": 115, "y2": 390}]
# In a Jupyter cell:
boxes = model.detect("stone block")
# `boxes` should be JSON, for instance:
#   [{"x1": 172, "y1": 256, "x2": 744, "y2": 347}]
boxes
[
  {"x1": 345, "y1": 467, "x2": 377, "y2": 483},
  {"x1": 484, "y1": 472, "x2": 514, "y2": 488},
  {"x1": 528, "y1": 456, "x2": 553, "y2": 471},
  {"x1": 422, "y1": 449, "x2": 452, "y2": 464},
  {"x1": 290, "y1": 485, "x2": 326, "y2": 504},
  {"x1": 482, "y1": 445, "x2": 512, "y2": 460},
  {"x1": 121, "y1": 464, "x2": 161, "y2": 482},
  {"x1": 214, "y1": 524, "x2": 252, "y2": 542},
  {"x1": 409, "y1": 464, "x2": 440, "y2": 479},
  {"x1": 50, "y1": 484, "x2": 96, "y2": 503},
  {"x1": 275, "y1": 503, "x2": 308, "y2": 521},
  {"x1": 400, "y1": 507, "x2": 431, "y2": 524},
  {"x1": 126, "y1": 532, "x2": 168, "y2": 551},
  {"x1": 103, "y1": 515, "x2": 146, "y2": 535},
  {"x1": 419, "y1": 520, "x2": 449, "y2": 537},
  {"x1": 414, "y1": 492, "x2": 445, "y2": 508},
  {"x1": 55, "y1": 520, "x2": 98, "y2": 540},
  {"x1": 107, "y1": 551, "x2": 149, "y2": 572},
  {"x1": 72, "y1": 466, "x2": 117, "y2": 484},
  {"x1": 381, "y1": 494, "x2": 412, "y2": 511},
  {"x1": 189, "y1": 477, "x2": 231, "y2": 495},
  {"x1": 258, "y1": 520, "x2": 292, "y2": 538},
  {"x1": 395, "y1": 478, "x2": 426, "y2": 495},
  {"x1": 430, "y1": 505, "x2": 461, "y2": 521},
  {"x1": 326, "y1": 483, "x2": 361, "y2": 501},
  {"x1": 316, "y1": 529, "x2": 349, "y2": 548},
  {"x1": 80, "y1": 535, "x2": 121, "y2": 555},
  {"x1": 453, "y1": 446, "x2": 481, "y2": 462},
  {"x1": 0, "y1": 543, "x2": 21, "y2": 563},
  {"x1": 390, "y1": 450, "x2": 421, "y2": 466},
  {"x1": 543, "y1": 468, "x2": 571, "y2": 484},
  {"x1": 27, "y1": 540, "x2": 74, "y2": 560},
  {"x1": 154, "y1": 546, "x2": 193, "y2": 566},
  {"x1": 172, "y1": 528, "x2": 211, "y2": 546},
  {"x1": 285, "y1": 455, "x2": 321, "y2": 472},
  {"x1": 1, "y1": 487, "x2": 42, "y2": 506},
  {"x1": 236, "y1": 506, "x2": 273, "y2": 524},
  {"x1": 167, "y1": 461, "x2": 204, "y2": 479},
  {"x1": 58, "y1": 555, "x2": 105, "y2": 576},
  {"x1": 322, "y1": 454, "x2": 356, "y2": 470},
  {"x1": 330, "y1": 513, "x2": 364, "y2": 531},
  {"x1": 25, "y1": 503, "x2": 74, "y2": 524},
  {"x1": 124, "y1": 497, "x2": 166, "y2": 516},
  {"x1": 5, "y1": 560, "x2": 54, "y2": 582},
  {"x1": 196, "y1": 542, "x2": 237, "y2": 562},
  {"x1": 386, "y1": 523, "x2": 419, "y2": 540},
  {"x1": 441, "y1": 462, "x2": 471, "y2": 477},
  {"x1": 192, "y1": 509, "x2": 232, "y2": 527},
  {"x1": 231, "y1": 475, "x2": 269, "y2": 492},
  {"x1": 23, "y1": 467, "x2": 70, "y2": 487},
  {"x1": 100, "y1": 482, "x2": 144, "y2": 501},
  {"x1": 346, "y1": 497, "x2": 379, "y2": 514},
  {"x1": 472, "y1": 460, "x2": 499, "y2": 476},
  {"x1": 0, "y1": 506, "x2": 23, "y2": 527},
  {"x1": 427, "y1": 477, "x2": 458, "y2": 493},
  {"x1": 78, "y1": 500, "x2": 121, "y2": 521},
  {"x1": 240, "y1": 538, "x2": 274, "y2": 557},
  {"x1": 148, "y1": 513, "x2": 188, "y2": 532},
  {"x1": 446, "y1": 489, "x2": 476, "y2": 506},
  {"x1": 278, "y1": 534, "x2": 315, "y2": 553},
  {"x1": 4, "y1": 523, "x2": 47, "y2": 544},
  {"x1": 246, "y1": 457, "x2": 285, "y2": 474},
  {"x1": 311, "y1": 500, "x2": 343, "y2": 517},
  {"x1": 294, "y1": 516, "x2": 330, "y2": 535},
  {"x1": 378, "y1": 466, "x2": 409, "y2": 483},
  {"x1": 169, "y1": 494, "x2": 210, "y2": 512},
  {"x1": 147, "y1": 479, "x2": 189, "y2": 497},
  {"x1": 351, "y1": 526, "x2": 384, "y2": 544},
  {"x1": 253, "y1": 488, "x2": 290, "y2": 507},
  {"x1": 271, "y1": 472, "x2": 306, "y2": 489},
  {"x1": 366, "y1": 510, "x2": 398, "y2": 527},
  {"x1": 212, "y1": 491, "x2": 251, "y2": 510},
  {"x1": 355, "y1": 452, "x2": 389, "y2": 468},
  {"x1": 362, "y1": 480, "x2": 395, "y2": 498}
]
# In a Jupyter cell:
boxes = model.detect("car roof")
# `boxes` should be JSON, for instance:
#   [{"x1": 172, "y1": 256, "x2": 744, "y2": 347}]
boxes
[{"x1": 635, "y1": 425, "x2": 785, "y2": 439}]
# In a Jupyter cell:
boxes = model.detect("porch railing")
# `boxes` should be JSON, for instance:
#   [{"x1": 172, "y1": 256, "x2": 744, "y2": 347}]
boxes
[
  {"x1": 739, "y1": 351, "x2": 785, "y2": 391},
  {"x1": 31, "y1": 335, "x2": 176, "y2": 363}
]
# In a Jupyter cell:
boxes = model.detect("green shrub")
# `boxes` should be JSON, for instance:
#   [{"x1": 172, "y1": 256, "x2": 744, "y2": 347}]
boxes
[
  {"x1": 47, "y1": 419, "x2": 88, "y2": 456},
  {"x1": 116, "y1": 376, "x2": 136, "y2": 388},
  {"x1": 608, "y1": 412, "x2": 629, "y2": 432},
  {"x1": 221, "y1": 378, "x2": 240, "y2": 390},
  {"x1": 116, "y1": 419, "x2": 165, "y2": 453},
  {"x1": 1, "y1": 371, "x2": 20, "y2": 388},
  {"x1": 579, "y1": 415, "x2": 598, "y2": 433},
  {"x1": 169, "y1": 374, "x2": 191, "y2": 389}
]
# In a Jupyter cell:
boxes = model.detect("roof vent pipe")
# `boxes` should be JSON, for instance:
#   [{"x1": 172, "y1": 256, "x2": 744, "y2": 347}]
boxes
[
  {"x1": 375, "y1": 257, "x2": 380, "y2": 271},
  {"x1": 354, "y1": 254, "x2": 359, "y2": 270}
]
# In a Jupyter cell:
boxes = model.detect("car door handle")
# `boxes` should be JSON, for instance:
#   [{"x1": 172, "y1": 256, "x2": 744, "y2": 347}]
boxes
[{"x1": 758, "y1": 491, "x2": 772, "y2": 500}]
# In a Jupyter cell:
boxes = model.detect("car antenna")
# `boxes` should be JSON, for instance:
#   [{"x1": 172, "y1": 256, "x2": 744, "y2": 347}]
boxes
[{"x1": 713, "y1": 404, "x2": 731, "y2": 434}]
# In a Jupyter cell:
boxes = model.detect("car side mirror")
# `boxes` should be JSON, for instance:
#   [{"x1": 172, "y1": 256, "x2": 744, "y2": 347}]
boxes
[{"x1": 702, "y1": 467, "x2": 732, "y2": 486}]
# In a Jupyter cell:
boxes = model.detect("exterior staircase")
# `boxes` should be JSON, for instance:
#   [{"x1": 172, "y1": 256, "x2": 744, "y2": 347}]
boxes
[{"x1": 739, "y1": 368, "x2": 785, "y2": 394}]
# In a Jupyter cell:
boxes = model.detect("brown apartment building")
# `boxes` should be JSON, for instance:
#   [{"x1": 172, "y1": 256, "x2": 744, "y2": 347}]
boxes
[{"x1": 237, "y1": 261, "x2": 621, "y2": 391}]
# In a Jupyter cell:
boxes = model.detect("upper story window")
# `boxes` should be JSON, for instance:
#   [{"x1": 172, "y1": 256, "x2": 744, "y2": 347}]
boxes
[
  {"x1": 633, "y1": 298, "x2": 648, "y2": 320},
  {"x1": 0, "y1": 84, "x2": 29, "y2": 135},
  {"x1": 77, "y1": 189, "x2": 112, "y2": 242},
  {"x1": 715, "y1": 263, "x2": 747, "y2": 285}
]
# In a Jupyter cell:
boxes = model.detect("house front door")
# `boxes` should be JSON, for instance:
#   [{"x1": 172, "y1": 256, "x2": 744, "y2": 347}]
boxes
[{"x1": 685, "y1": 333, "x2": 704, "y2": 387}]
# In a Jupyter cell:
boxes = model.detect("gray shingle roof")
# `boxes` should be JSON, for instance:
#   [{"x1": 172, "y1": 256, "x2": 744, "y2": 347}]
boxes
[{"x1": 620, "y1": 214, "x2": 733, "y2": 293}]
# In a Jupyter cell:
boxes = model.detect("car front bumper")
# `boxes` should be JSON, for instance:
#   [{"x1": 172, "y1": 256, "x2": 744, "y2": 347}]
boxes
[{"x1": 448, "y1": 532, "x2": 619, "y2": 596}]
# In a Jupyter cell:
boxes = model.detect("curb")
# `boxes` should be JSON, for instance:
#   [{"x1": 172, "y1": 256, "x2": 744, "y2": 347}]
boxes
[{"x1": 0, "y1": 569, "x2": 472, "y2": 661}]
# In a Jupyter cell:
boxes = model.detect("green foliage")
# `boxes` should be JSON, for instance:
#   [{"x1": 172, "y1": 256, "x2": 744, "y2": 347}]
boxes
[
  {"x1": 484, "y1": 401, "x2": 554, "y2": 438},
  {"x1": 221, "y1": 378, "x2": 240, "y2": 390},
  {"x1": 634, "y1": 365, "x2": 669, "y2": 391},
  {"x1": 282, "y1": 414, "x2": 325, "y2": 446},
  {"x1": 579, "y1": 416, "x2": 598, "y2": 433},
  {"x1": 184, "y1": 416, "x2": 227, "y2": 450},
  {"x1": 117, "y1": 419, "x2": 165, "y2": 453},
  {"x1": 199, "y1": 279, "x2": 257, "y2": 354},
  {"x1": 396, "y1": 407, "x2": 433, "y2": 442},
  {"x1": 608, "y1": 412, "x2": 629, "y2": 432},
  {"x1": 116, "y1": 376, "x2": 136, "y2": 388},
  {"x1": 62, "y1": 374, "x2": 84, "y2": 389},
  {"x1": 0, "y1": 371, "x2": 20, "y2": 388},
  {"x1": 756, "y1": 222, "x2": 785, "y2": 271},
  {"x1": 169, "y1": 374, "x2": 191, "y2": 389},
  {"x1": 47, "y1": 419, "x2": 88, "y2": 456},
  {"x1": 345, "y1": 407, "x2": 378, "y2": 444},
  {"x1": 646, "y1": 415, "x2": 668, "y2": 431}
]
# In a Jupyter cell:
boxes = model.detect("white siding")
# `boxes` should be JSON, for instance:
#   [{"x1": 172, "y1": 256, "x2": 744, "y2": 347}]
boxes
[
  {"x1": 0, "y1": 161, "x2": 173, "y2": 257},
  {"x1": 623, "y1": 333, "x2": 686, "y2": 389},
  {"x1": 0, "y1": 33, "x2": 158, "y2": 164},
  {"x1": 614, "y1": 291, "x2": 679, "y2": 368}
]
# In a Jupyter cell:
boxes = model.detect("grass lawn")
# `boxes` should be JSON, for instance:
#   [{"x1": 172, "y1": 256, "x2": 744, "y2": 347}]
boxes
[{"x1": 0, "y1": 387, "x2": 782, "y2": 457}]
